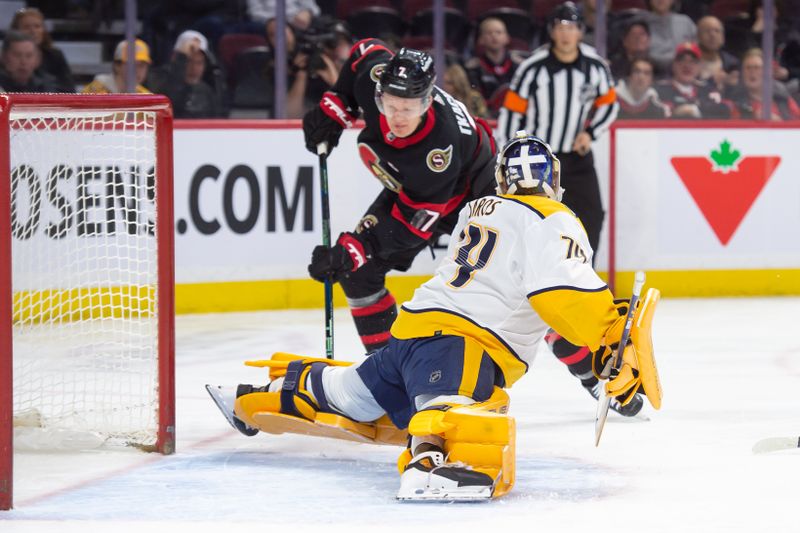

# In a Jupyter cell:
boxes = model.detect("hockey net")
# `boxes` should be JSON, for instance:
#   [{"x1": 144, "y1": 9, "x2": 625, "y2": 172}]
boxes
[{"x1": 0, "y1": 95, "x2": 175, "y2": 509}]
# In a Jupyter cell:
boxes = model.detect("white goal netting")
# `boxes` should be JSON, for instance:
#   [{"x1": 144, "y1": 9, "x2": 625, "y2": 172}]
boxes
[{"x1": 10, "y1": 109, "x2": 162, "y2": 450}]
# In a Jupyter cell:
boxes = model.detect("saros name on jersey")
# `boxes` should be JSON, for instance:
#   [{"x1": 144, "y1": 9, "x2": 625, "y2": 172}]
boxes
[{"x1": 468, "y1": 197, "x2": 502, "y2": 218}]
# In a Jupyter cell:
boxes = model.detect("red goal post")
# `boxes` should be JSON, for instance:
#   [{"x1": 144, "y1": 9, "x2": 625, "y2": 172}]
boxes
[{"x1": 0, "y1": 94, "x2": 175, "y2": 510}]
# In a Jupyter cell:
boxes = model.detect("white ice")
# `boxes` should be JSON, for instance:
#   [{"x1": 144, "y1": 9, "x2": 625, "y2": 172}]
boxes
[{"x1": 2, "y1": 297, "x2": 799, "y2": 533}]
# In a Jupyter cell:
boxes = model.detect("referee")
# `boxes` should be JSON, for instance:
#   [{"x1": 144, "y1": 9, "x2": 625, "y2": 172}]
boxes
[
  {"x1": 497, "y1": 3, "x2": 640, "y2": 418},
  {"x1": 496, "y1": 1, "x2": 618, "y2": 258}
]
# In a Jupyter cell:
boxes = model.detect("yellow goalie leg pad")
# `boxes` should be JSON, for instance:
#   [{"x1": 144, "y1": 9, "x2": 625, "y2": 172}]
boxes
[
  {"x1": 405, "y1": 387, "x2": 516, "y2": 498},
  {"x1": 235, "y1": 352, "x2": 408, "y2": 446},
  {"x1": 605, "y1": 288, "x2": 663, "y2": 410}
]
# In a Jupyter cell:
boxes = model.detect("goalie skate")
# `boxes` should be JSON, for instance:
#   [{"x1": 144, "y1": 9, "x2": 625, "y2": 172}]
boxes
[
  {"x1": 206, "y1": 384, "x2": 259, "y2": 437},
  {"x1": 396, "y1": 451, "x2": 494, "y2": 502}
]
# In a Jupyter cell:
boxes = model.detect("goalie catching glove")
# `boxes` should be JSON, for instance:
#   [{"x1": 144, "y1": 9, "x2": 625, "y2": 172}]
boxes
[
  {"x1": 308, "y1": 232, "x2": 371, "y2": 283},
  {"x1": 592, "y1": 289, "x2": 662, "y2": 410},
  {"x1": 302, "y1": 91, "x2": 358, "y2": 154}
]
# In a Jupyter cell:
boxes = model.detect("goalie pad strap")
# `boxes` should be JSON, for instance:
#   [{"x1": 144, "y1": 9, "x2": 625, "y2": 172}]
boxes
[
  {"x1": 309, "y1": 362, "x2": 332, "y2": 413},
  {"x1": 281, "y1": 360, "x2": 308, "y2": 419}
]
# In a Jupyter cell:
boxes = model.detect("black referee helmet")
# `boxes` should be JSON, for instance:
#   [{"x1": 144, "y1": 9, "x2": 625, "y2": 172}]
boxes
[{"x1": 547, "y1": 2, "x2": 585, "y2": 31}]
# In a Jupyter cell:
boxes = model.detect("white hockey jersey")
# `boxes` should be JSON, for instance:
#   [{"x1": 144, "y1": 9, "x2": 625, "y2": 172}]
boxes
[{"x1": 391, "y1": 194, "x2": 621, "y2": 387}]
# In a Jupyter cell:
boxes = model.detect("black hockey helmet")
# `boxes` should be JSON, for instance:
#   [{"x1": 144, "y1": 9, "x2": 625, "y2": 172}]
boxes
[
  {"x1": 548, "y1": 2, "x2": 585, "y2": 31},
  {"x1": 377, "y1": 48, "x2": 436, "y2": 100}
]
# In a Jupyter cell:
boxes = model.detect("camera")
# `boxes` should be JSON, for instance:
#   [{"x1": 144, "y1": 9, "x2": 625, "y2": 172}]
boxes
[{"x1": 295, "y1": 16, "x2": 350, "y2": 73}]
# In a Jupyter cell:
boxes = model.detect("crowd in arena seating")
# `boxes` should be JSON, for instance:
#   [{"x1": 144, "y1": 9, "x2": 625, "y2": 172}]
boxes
[{"x1": 0, "y1": 0, "x2": 798, "y2": 120}]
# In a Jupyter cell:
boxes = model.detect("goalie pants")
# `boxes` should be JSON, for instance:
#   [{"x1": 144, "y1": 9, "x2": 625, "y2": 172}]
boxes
[
  {"x1": 318, "y1": 334, "x2": 502, "y2": 430},
  {"x1": 353, "y1": 334, "x2": 502, "y2": 429},
  {"x1": 556, "y1": 150, "x2": 604, "y2": 260}
]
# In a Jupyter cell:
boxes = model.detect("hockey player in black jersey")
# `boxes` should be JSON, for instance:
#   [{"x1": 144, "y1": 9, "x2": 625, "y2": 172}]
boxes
[{"x1": 302, "y1": 42, "x2": 497, "y2": 352}]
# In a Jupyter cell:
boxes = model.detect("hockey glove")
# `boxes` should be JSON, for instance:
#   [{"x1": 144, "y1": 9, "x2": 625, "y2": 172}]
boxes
[
  {"x1": 590, "y1": 298, "x2": 644, "y2": 407},
  {"x1": 308, "y1": 232, "x2": 370, "y2": 283},
  {"x1": 302, "y1": 91, "x2": 358, "y2": 154},
  {"x1": 592, "y1": 342, "x2": 642, "y2": 407}
]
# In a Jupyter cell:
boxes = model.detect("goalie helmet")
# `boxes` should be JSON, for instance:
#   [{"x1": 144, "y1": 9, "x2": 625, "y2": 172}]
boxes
[
  {"x1": 375, "y1": 48, "x2": 436, "y2": 116},
  {"x1": 495, "y1": 131, "x2": 563, "y2": 200}
]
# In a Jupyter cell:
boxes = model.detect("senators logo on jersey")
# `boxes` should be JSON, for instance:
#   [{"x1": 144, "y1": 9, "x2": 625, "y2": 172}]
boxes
[
  {"x1": 426, "y1": 145, "x2": 453, "y2": 173},
  {"x1": 358, "y1": 143, "x2": 402, "y2": 192}
]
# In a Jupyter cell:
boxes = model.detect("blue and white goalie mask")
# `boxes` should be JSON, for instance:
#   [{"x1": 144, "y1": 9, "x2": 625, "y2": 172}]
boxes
[{"x1": 495, "y1": 131, "x2": 563, "y2": 200}]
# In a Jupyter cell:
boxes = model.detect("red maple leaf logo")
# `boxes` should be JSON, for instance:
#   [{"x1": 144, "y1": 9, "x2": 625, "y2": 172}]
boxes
[{"x1": 670, "y1": 140, "x2": 780, "y2": 245}]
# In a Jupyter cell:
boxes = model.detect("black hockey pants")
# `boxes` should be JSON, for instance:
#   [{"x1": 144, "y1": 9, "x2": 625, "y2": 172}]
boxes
[{"x1": 555, "y1": 150, "x2": 605, "y2": 262}]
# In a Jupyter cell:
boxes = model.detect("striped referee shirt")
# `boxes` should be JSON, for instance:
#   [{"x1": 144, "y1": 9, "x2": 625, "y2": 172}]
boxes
[{"x1": 496, "y1": 43, "x2": 619, "y2": 154}]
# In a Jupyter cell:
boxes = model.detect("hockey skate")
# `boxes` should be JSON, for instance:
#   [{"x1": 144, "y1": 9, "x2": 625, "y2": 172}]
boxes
[
  {"x1": 206, "y1": 384, "x2": 260, "y2": 436},
  {"x1": 397, "y1": 450, "x2": 494, "y2": 502}
]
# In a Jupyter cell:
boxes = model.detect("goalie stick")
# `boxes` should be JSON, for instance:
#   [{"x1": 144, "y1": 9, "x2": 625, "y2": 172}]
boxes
[
  {"x1": 752, "y1": 436, "x2": 800, "y2": 454},
  {"x1": 317, "y1": 142, "x2": 334, "y2": 360},
  {"x1": 595, "y1": 271, "x2": 646, "y2": 446}
]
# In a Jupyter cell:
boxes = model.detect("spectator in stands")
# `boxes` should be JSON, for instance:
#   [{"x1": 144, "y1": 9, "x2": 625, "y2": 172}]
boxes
[
  {"x1": 148, "y1": 31, "x2": 224, "y2": 118},
  {"x1": 644, "y1": 0, "x2": 696, "y2": 74},
  {"x1": 274, "y1": 16, "x2": 351, "y2": 118},
  {"x1": 464, "y1": 17, "x2": 525, "y2": 118},
  {"x1": 730, "y1": 48, "x2": 800, "y2": 120},
  {"x1": 746, "y1": 0, "x2": 790, "y2": 53},
  {"x1": 616, "y1": 57, "x2": 670, "y2": 119},
  {"x1": 655, "y1": 42, "x2": 731, "y2": 118},
  {"x1": 610, "y1": 19, "x2": 651, "y2": 80},
  {"x1": 579, "y1": 0, "x2": 617, "y2": 48},
  {"x1": 248, "y1": 0, "x2": 320, "y2": 31},
  {"x1": 0, "y1": 31, "x2": 61, "y2": 93},
  {"x1": 142, "y1": 1, "x2": 256, "y2": 66},
  {"x1": 697, "y1": 16, "x2": 740, "y2": 92},
  {"x1": 746, "y1": 1, "x2": 794, "y2": 88},
  {"x1": 779, "y1": 32, "x2": 800, "y2": 98},
  {"x1": 11, "y1": 8, "x2": 75, "y2": 92},
  {"x1": 82, "y1": 39, "x2": 152, "y2": 94},
  {"x1": 443, "y1": 63, "x2": 489, "y2": 119}
]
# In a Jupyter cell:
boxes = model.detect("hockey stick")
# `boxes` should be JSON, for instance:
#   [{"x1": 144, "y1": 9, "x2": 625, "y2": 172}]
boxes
[
  {"x1": 595, "y1": 270, "x2": 646, "y2": 446},
  {"x1": 317, "y1": 142, "x2": 334, "y2": 360},
  {"x1": 752, "y1": 436, "x2": 800, "y2": 454}
]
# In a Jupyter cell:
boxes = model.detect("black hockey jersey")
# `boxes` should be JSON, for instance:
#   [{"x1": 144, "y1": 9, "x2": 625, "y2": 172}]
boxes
[{"x1": 328, "y1": 39, "x2": 497, "y2": 260}]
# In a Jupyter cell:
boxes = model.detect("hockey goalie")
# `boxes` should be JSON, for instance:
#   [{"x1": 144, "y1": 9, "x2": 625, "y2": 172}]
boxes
[{"x1": 208, "y1": 132, "x2": 662, "y2": 501}]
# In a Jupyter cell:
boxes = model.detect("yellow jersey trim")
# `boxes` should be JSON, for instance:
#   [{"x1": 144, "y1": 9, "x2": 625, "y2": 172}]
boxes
[
  {"x1": 391, "y1": 307, "x2": 529, "y2": 386},
  {"x1": 499, "y1": 194, "x2": 575, "y2": 219}
]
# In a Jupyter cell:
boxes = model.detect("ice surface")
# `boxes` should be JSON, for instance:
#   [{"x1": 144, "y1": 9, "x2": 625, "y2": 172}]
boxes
[{"x1": 2, "y1": 298, "x2": 799, "y2": 533}]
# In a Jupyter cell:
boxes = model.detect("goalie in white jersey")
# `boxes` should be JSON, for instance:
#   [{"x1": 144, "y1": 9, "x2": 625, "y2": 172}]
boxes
[{"x1": 208, "y1": 132, "x2": 661, "y2": 501}]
